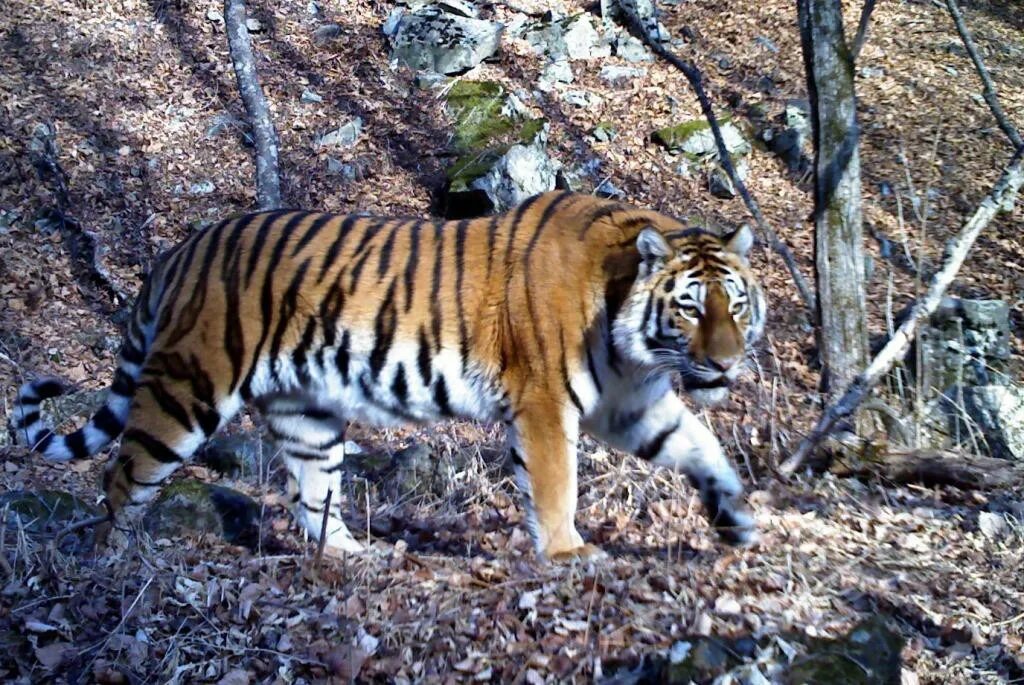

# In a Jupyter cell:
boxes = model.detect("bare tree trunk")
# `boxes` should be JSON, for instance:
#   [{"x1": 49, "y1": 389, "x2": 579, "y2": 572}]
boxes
[
  {"x1": 225, "y1": 0, "x2": 282, "y2": 210},
  {"x1": 781, "y1": 148, "x2": 1024, "y2": 474},
  {"x1": 799, "y1": 0, "x2": 868, "y2": 404}
]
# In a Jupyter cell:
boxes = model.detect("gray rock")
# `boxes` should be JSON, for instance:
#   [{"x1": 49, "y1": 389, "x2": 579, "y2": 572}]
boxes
[
  {"x1": 435, "y1": 0, "x2": 477, "y2": 17},
  {"x1": 562, "y1": 89, "x2": 602, "y2": 108},
  {"x1": 389, "y1": 6, "x2": 503, "y2": 75},
  {"x1": 313, "y1": 23, "x2": 342, "y2": 43},
  {"x1": 708, "y1": 165, "x2": 736, "y2": 199},
  {"x1": 525, "y1": 13, "x2": 610, "y2": 61},
  {"x1": 469, "y1": 126, "x2": 559, "y2": 212},
  {"x1": 955, "y1": 385, "x2": 1024, "y2": 460},
  {"x1": 978, "y1": 511, "x2": 1009, "y2": 539},
  {"x1": 195, "y1": 432, "x2": 276, "y2": 478},
  {"x1": 593, "y1": 122, "x2": 617, "y2": 142},
  {"x1": 916, "y1": 297, "x2": 1012, "y2": 392},
  {"x1": 537, "y1": 60, "x2": 573, "y2": 92},
  {"x1": 245, "y1": 17, "x2": 263, "y2": 32},
  {"x1": 754, "y1": 35, "x2": 779, "y2": 53},
  {"x1": 205, "y1": 113, "x2": 245, "y2": 139},
  {"x1": 301, "y1": 88, "x2": 323, "y2": 104},
  {"x1": 595, "y1": 178, "x2": 625, "y2": 198},
  {"x1": 616, "y1": 34, "x2": 653, "y2": 63},
  {"x1": 317, "y1": 117, "x2": 363, "y2": 149},
  {"x1": 143, "y1": 481, "x2": 260, "y2": 546},
  {"x1": 653, "y1": 119, "x2": 750, "y2": 158},
  {"x1": 190, "y1": 180, "x2": 216, "y2": 195},
  {"x1": 599, "y1": 64, "x2": 645, "y2": 87}
]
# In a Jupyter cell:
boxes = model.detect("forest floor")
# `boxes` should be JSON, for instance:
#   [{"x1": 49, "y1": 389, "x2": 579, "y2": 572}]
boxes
[{"x1": 0, "y1": 0, "x2": 1022, "y2": 682}]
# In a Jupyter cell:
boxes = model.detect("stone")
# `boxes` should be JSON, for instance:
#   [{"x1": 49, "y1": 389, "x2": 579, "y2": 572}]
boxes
[
  {"x1": 195, "y1": 432, "x2": 276, "y2": 478},
  {"x1": 143, "y1": 480, "x2": 260, "y2": 547},
  {"x1": 915, "y1": 298, "x2": 1012, "y2": 394},
  {"x1": 537, "y1": 60, "x2": 573, "y2": 92},
  {"x1": 708, "y1": 166, "x2": 736, "y2": 199},
  {"x1": 443, "y1": 80, "x2": 557, "y2": 216},
  {"x1": 789, "y1": 616, "x2": 903, "y2": 685},
  {"x1": 562, "y1": 89, "x2": 602, "y2": 108},
  {"x1": 950, "y1": 385, "x2": 1024, "y2": 460},
  {"x1": 245, "y1": 17, "x2": 263, "y2": 32},
  {"x1": 301, "y1": 88, "x2": 323, "y2": 104},
  {"x1": 601, "y1": 0, "x2": 664, "y2": 40},
  {"x1": 593, "y1": 122, "x2": 616, "y2": 142},
  {"x1": 616, "y1": 34, "x2": 653, "y2": 63},
  {"x1": 653, "y1": 118, "x2": 750, "y2": 158},
  {"x1": 978, "y1": 511, "x2": 1008, "y2": 539},
  {"x1": 317, "y1": 117, "x2": 363, "y2": 149},
  {"x1": 189, "y1": 180, "x2": 216, "y2": 195},
  {"x1": 388, "y1": 6, "x2": 503, "y2": 75},
  {"x1": 599, "y1": 64, "x2": 645, "y2": 87},
  {"x1": 0, "y1": 490, "x2": 103, "y2": 555},
  {"x1": 435, "y1": 0, "x2": 476, "y2": 17},
  {"x1": 313, "y1": 23, "x2": 342, "y2": 43},
  {"x1": 595, "y1": 178, "x2": 625, "y2": 198},
  {"x1": 525, "y1": 13, "x2": 610, "y2": 62},
  {"x1": 754, "y1": 35, "x2": 779, "y2": 53}
]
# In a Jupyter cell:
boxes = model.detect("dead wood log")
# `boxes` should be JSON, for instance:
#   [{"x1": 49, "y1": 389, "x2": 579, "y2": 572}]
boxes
[
  {"x1": 944, "y1": 0, "x2": 1022, "y2": 150},
  {"x1": 623, "y1": 10, "x2": 817, "y2": 318},
  {"x1": 830, "y1": 448, "x2": 1024, "y2": 491},
  {"x1": 781, "y1": 146, "x2": 1024, "y2": 475},
  {"x1": 225, "y1": 0, "x2": 282, "y2": 209}
]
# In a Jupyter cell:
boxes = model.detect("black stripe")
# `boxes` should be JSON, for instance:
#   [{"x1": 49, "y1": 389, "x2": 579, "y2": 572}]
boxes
[
  {"x1": 92, "y1": 406, "x2": 124, "y2": 438},
  {"x1": 485, "y1": 215, "x2": 500, "y2": 278},
  {"x1": 320, "y1": 461, "x2": 348, "y2": 474},
  {"x1": 433, "y1": 375, "x2": 453, "y2": 416},
  {"x1": 430, "y1": 222, "x2": 444, "y2": 351},
  {"x1": 403, "y1": 221, "x2": 421, "y2": 311},
  {"x1": 368, "y1": 280, "x2": 398, "y2": 380},
  {"x1": 121, "y1": 342, "x2": 146, "y2": 365},
  {"x1": 347, "y1": 245, "x2": 375, "y2": 293},
  {"x1": 292, "y1": 318, "x2": 318, "y2": 385},
  {"x1": 392, "y1": 364, "x2": 409, "y2": 407},
  {"x1": 111, "y1": 369, "x2": 137, "y2": 397},
  {"x1": 140, "y1": 381, "x2": 194, "y2": 433},
  {"x1": 585, "y1": 346, "x2": 603, "y2": 395},
  {"x1": 285, "y1": 448, "x2": 330, "y2": 462},
  {"x1": 637, "y1": 421, "x2": 679, "y2": 461},
  {"x1": 265, "y1": 406, "x2": 337, "y2": 422},
  {"x1": 641, "y1": 291, "x2": 655, "y2": 330},
  {"x1": 317, "y1": 216, "x2": 359, "y2": 283},
  {"x1": 336, "y1": 330, "x2": 351, "y2": 384},
  {"x1": 292, "y1": 214, "x2": 335, "y2": 256},
  {"x1": 34, "y1": 432, "x2": 54, "y2": 455},
  {"x1": 454, "y1": 219, "x2": 470, "y2": 366},
  {"x1": 13, "y1": 411, "x2": 40, "y2": 429},
  {"x1": 318, "y1": 280, "x2": 345, "y2": 349},
  {"x1": 124, "y1": 429, "x2": 184, "y2": 464},
  {"x1": 315, "y1": 433, "x2": 347, "y2": 451},
  {"x1": 247, "y1": 212, "x2": 306, "y2": 287},
  {"x1": 377, "y1": 220, "x2": 402, "y2": 280},
  {"x1": 523, "y1": 191, "x2": 574, "y2": 261},
  {"x1": 608, "y1": 408, "x2": 646, "y2": 434},
  {"x1": 193, "y1": 404, "x2": 220, "y2": 437},
  {"x1": 32, "y1": 379, "x2": 65, "y2": 399},
  {"x1": 560, "y1": 330, "x2": 583, "y2": 413},
  {"x1": 509, "y1": 447, "x2": 526, "y2": 470},
  {"x1": 268, "y1": 259, "x2": 312, "y2": 381},
  {"x1": 224, "y1": 226, "x2": 246, "y2": 392},
  {"x1": 576, "y1": 203, "x2": 623, "y2": 239},
  {"x1": 416, "y1": 327, "x2": 432, "y2": 386},
  {"x1": 503, "y1": 193, "x2": 548, "y2": 262}
]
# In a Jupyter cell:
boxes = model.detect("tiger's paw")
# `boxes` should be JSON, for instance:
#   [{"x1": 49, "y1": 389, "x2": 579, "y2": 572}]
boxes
[
  {"x1": 714, "y1": 507, "x2": 758, "y2": 547},
  {"x1": 547, "y1": 543, "x2": 607, "y2": 564}
]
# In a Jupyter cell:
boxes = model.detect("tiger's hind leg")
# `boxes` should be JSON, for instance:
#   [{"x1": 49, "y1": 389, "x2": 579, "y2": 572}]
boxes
[
  {"x1": 261, "y1": 396, "x2": 363, "y2": 554},
  {"x1": 101, "y1": 366, "x2": 242, "y2": 539}
]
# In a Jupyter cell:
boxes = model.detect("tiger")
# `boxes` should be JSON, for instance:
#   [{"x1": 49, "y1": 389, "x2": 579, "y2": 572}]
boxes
[{"x1": 11, "y1": 191, "x2": 765, "y2": 561}]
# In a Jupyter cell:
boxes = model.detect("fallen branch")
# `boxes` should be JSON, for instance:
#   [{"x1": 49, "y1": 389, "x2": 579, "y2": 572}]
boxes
[
  {"x1": 29, "y1": 124, "x2": 128, "y2": 308},
  {"x1": 944, "y1": 0, "x2": 1023, "y2": 150},
  {"x1": 830, "y1": 448, "x2": 1024, "y2": 490},
  {"x1": 225, "y1": 0, "x2": 282, "y2": 209},
  {"x1": 781, "y1": 147, "x2": 1024, "y2": 475},
  {"x1": 624, "y1": 12, "x2": 817, "y2": 317}
]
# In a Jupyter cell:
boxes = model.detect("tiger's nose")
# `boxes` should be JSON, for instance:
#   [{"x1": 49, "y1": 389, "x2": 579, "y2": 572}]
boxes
[{"x1": 707, "y1": 355, "x2": 742, "y2": 372}]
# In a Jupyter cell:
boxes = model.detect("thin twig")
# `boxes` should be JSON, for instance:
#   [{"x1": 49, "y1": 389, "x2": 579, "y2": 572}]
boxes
[
  {"x1": 944, "y1": 0, "x2": 1023, "y2": 149},
  {"x1": 314, "y1": 488, "x2": 333, "y2": 567},
  {"x1": 780, "y1": 147, "x2": 1024, "y2": 474},
  {"x1": 622, "y1": 11, "x2": 817, "y2": 317}
]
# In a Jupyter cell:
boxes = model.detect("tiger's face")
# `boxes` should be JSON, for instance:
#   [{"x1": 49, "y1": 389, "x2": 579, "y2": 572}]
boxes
[{"x1": 614, "y1": 225, "x2": 766, "y2": 406}]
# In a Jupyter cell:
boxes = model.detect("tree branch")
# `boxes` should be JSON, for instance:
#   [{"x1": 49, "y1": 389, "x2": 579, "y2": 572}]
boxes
[
  {"x1": 623, "y1": 12, "x2": 817, "y2": 317},
  {"x1": 225, "y1": 0, "x2": 282, "y2": 209},
  {"x1": 944, "y1": 0, "x2": 1023, "y2": 150},
  {"x1": 851, "y1": 0, "x2": 877, "y2": 62},
  {"x1": 780, "y1": 147, "x2": 1024, "y2": 475}
]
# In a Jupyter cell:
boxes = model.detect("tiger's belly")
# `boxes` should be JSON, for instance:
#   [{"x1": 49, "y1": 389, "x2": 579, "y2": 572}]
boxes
[{"x1": 246, "y1": 338, "x2": 505, "y2": 427}]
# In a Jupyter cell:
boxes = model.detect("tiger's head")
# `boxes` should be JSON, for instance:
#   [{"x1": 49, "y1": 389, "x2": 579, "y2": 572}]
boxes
[{"x1": 613, "y1": 225, "x2": 766, "y2": 406}]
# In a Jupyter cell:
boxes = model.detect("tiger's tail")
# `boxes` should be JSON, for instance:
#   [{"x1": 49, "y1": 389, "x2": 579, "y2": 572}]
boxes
[{"x1": 11, "y1": 280, "x2": 157, "y2": 461}]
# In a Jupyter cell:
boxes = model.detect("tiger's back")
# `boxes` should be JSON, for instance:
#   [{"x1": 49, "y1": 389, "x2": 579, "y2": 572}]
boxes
[{"x1": 13, "y1": 191, "x2": 765, "y2": 560}]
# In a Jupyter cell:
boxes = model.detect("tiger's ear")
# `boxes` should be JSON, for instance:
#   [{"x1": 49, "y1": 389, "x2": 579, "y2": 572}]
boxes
[
  {"x1": 723, "y1": 225, "x2": 754, "y2": 261},
  {"x1": 636, "y1": 228, "x2": 671, "y2": 271}
]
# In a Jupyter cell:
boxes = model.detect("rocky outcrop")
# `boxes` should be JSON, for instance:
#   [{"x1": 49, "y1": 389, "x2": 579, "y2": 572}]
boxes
[
  {"x1": 385, "y1": 5, "x2": 503, "y2": 75},
  {"x1": 442, "y1": 81, "x2": 558, "y2": 217},
  {"x1": 143, "y1": 480, "x2": 260, "y2": 547}
]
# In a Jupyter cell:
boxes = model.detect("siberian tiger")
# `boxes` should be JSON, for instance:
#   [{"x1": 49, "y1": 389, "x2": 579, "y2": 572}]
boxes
[{"x1": 11, "y1": 191, "x2": 765, "y2": 560}]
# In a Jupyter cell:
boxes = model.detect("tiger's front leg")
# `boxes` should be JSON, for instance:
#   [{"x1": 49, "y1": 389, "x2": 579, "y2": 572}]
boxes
[
  {"x1": 587, "y1": 379, "x2": 757, "y2": 546},
  {"x1": 508, "y1": 400, "x2": 602, "y2": 562}
]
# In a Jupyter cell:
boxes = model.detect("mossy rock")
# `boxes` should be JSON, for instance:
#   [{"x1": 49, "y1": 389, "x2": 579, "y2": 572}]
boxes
[
  {"x1": 195, "y1": 432, "x2": 276, "y2": 479},
  {"x1": 652, "y1": 117, "x2": 750, "y2": 160},
  {"x1": 0, "y1": 490, "x2": 103, "y2": 554},
  {"x1": 143, "y1": 480, "x2": 259, "y2": 547},
  {"x1": 445, "y1": 80, "x2": 545, "y2": 192},
  {"x1": 787, "y1": 615, "x2": 903, "y2": 684}
]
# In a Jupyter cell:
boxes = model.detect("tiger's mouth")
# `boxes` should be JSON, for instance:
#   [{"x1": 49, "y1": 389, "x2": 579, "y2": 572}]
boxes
[{"x1": 679, "y1": 372, "x2": 733, "y2": 392}]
